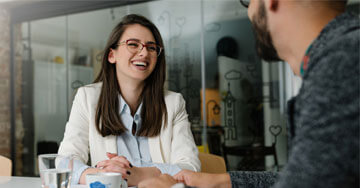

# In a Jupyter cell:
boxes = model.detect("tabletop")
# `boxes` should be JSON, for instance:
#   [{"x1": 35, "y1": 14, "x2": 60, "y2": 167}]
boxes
[
  {"x1": 0, "y1": 176, "x2": 86, "y2": 188},
  {"x1": 0, "y1": 176, "x2": 137, "y2": 188}
]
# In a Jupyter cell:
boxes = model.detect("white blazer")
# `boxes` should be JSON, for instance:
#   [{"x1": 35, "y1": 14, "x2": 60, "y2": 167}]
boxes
[{"x1": 58, "y1": 82, "x2": 200, "y2": 172}]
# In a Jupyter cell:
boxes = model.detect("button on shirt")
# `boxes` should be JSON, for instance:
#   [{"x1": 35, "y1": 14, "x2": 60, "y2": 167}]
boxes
[{"x1": 70, "y1": 95, "x2": 181, "y2": 184}]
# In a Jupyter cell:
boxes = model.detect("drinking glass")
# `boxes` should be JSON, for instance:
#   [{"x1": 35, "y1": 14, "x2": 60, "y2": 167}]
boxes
[{"x1": 38, "y1": 154, "x2": 73, "y2": 188}]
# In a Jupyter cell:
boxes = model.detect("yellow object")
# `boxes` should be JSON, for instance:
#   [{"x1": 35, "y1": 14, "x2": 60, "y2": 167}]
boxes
[
  {"x1": 200, "y1": 89, "x2": 221, "y2": 126},
  {"x1": 197, "y1": 144, "x2": 209, "y2": 154},
  {"x1": 53, "y1": 56, "x2": 64, "y2": 64},
  {"x1": 198, "y1": 152, "x2": 227, "y2": 173}
]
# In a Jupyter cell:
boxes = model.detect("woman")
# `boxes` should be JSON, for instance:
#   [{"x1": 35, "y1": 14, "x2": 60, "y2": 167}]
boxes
[{"x1": 58, "y1": 14, "x2": 200, "y2": 186}]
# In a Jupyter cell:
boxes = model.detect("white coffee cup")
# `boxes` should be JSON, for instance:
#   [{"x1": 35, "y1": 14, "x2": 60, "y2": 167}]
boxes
[{"x1": 86, "y1": 172, "x2": 127, "y2": 188}]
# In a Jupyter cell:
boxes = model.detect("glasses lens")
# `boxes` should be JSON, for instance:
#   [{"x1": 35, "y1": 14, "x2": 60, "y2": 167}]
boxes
[
  {"x1": 126, "y1": 40, "x2": 141, "y2": 53},
  {"x1": 146, "y1": 44, "x2": 157, "y2": 53},
  {"x1": 146, "y1": 44, "x2": 162, "y2": 57}
]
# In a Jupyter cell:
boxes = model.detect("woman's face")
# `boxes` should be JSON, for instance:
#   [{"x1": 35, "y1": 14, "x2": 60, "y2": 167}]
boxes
[{"x1": 108, "y1": 24, "x2": 158, "y2": 84}]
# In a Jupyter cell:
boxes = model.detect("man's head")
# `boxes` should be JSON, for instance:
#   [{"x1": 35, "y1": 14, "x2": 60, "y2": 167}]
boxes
[{"x1": 243, "y1": 0, "x2": 347, "y2": 63}]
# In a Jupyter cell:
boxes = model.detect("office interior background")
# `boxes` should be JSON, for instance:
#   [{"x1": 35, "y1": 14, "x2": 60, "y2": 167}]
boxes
[{"x1": 0, "y1": 0, "x2": 359, "y2": 176}]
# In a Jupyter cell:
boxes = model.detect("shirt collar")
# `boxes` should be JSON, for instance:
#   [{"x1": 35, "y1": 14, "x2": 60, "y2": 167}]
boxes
[
  {"x1": 119, "y1": 94, "x2": 143, "y2": 118},
  {"x1": 300, "y1": 42, "x2": 313, "y2": 77},
  {"x1": 119, "y1": 95, "x2": 128, "y2": 115}
]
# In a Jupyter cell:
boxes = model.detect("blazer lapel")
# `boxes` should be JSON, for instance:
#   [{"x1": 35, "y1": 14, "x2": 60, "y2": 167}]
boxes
[
  {"x1": 148, "y1": 136, "x2": 164, "y2": 163},
  {"x1": 104, "y1": 135, "x2": 118, "y2": 155}
]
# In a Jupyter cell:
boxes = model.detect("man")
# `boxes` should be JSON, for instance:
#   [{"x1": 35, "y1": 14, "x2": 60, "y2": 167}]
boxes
[{"x1": 139, "y1": 0, "x2": 359, "y2": 187}]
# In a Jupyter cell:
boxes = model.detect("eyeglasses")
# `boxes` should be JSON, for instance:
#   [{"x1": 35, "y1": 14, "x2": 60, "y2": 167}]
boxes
[
  {"x1": 239, "y1": 0, "x2": 250, "y2": 8},
  {"x1": 118, "y1": 39, "x2": 163, "y2": 57}
]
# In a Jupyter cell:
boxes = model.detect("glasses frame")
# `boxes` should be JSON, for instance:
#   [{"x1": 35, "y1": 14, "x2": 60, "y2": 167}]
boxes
[
  {"x1": 239, "y1": 0, "x2": 249, "y2": 8},
  {"x1": 118, "y1": 39, "x2": 163, "y2": 57}
]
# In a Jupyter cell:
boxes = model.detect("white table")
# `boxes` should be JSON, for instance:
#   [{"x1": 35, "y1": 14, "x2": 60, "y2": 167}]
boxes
[{"x1": 0, "y1": 176, "x2": 86, "y2": 188}]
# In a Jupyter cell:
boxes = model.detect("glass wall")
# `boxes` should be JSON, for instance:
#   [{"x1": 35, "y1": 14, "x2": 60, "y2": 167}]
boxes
[
  {"x1": 21, "y1": 17, "x2": 69, "y2": 175},
  {"x1": 17, "y1": 0, "x2": 290, "y2": 176},
  {"x1": 204, "y1": 0, "x2": 265, "y2": 170}
]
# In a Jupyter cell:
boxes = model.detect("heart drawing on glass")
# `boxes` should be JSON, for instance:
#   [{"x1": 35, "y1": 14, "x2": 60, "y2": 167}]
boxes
[
  {"x1": 176, "y1": 17, "x2": 186, "y2": 27},
  {"x1": 269, "y1": 125, "x2": 282, "y2": 137}
]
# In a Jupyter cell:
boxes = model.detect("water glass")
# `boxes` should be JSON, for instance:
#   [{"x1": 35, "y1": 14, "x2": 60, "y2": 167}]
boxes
[{"x1": 38, "y1": 154, "x2": 73, "y2": 188}]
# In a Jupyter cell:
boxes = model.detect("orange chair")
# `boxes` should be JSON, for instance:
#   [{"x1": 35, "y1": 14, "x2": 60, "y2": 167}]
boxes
[
  {"x1": 198, "y1": 152, "x2": 226, "y2": 173},
  {"x1": 0, "y1": 155, "x2": 12, "y2": 176}
]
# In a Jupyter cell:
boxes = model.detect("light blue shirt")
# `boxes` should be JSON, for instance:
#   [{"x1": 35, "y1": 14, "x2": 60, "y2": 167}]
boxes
[{"x1": 70, "y1": 95, "x2": 181, "y2": 184}]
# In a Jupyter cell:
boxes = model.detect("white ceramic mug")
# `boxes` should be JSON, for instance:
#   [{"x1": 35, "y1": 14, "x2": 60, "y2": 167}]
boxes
[{"x1": 86, "y1": 172, "x2": 127, "y2": 188}]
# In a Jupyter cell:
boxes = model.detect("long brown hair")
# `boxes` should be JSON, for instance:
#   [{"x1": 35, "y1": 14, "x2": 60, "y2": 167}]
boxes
[{"x1": 94, "y1": 14, "x2": 167, "y2": 137}]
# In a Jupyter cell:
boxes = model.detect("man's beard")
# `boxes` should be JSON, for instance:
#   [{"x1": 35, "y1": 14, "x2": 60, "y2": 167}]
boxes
[{"x1": 251, "y1": 1, "x2": 282, "y2": 62}]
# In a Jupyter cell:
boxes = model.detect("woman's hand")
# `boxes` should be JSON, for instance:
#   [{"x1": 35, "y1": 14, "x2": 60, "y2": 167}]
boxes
[
  {"x1": 96, "y1": 153, "x2": 132, "y2": 177},
  {"x1": 96, "y1": 153, "x2": 161, "y2": 186},
  {"x1": 79, "y1": 153, "x2": 131, "y2": 184},
  {"x1": 125, "y1": 166, "x2": 161, "y2": 186}
]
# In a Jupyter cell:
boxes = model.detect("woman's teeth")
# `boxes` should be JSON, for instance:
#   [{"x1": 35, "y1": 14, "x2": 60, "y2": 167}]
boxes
[{"x1": 132, "y1": 61, "x2": 147, "y2": 67}]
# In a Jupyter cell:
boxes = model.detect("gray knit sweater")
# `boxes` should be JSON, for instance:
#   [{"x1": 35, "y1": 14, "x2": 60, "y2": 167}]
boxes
[{"x1": 229, "y1": 12, "x2": 359, "y2": 188}]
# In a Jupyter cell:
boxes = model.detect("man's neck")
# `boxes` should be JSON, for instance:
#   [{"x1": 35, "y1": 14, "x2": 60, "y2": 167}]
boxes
[{"x1": 276, "y1": 9, "x2": 343, "y2": 76}]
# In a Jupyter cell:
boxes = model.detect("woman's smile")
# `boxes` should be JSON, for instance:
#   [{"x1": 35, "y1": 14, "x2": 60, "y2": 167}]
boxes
[{"x1": 131, "y1": 59, "x2": 149, "y2": 71}]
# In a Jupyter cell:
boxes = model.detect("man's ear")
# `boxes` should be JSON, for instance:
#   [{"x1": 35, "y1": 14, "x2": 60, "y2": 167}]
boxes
[
  {"x1": 269, "y1": 0, "x2": 279, "y2": 11},
  {"x1": 108, "y1": 49, "x2": 116, "y2": 64}
]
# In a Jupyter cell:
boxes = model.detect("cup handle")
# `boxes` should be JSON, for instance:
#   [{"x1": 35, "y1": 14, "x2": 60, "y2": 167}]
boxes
[{"x1": 121, "y1": 180, "x2": 128, "y2": 188}]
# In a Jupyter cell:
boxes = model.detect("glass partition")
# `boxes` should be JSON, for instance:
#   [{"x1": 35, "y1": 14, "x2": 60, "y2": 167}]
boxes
[
  {"x1": 17, "y1": 0, "x2": 288, "y2": 176},
  {"x1": 21, "y1": 16, "x2": 67, "y2": 175},
  {"x1": 203, "y1": 0, "x2": 265, "y2": 170}
]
